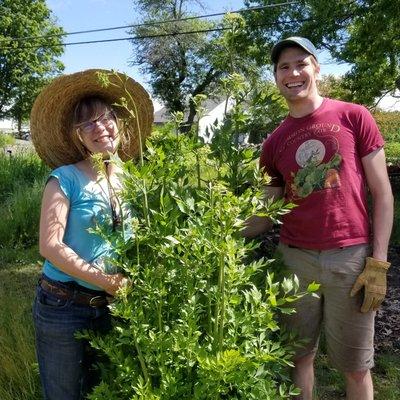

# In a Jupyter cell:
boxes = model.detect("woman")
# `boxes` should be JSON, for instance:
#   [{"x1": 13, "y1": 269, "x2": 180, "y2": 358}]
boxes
[{"x1": 30, "y1": 69, "x2": 153, "y2": 400}]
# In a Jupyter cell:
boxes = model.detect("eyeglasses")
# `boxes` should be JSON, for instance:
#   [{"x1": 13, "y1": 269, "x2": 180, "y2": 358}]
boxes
[{"x1": 75, "y1": 111, "x2": 116, "y2": 134}]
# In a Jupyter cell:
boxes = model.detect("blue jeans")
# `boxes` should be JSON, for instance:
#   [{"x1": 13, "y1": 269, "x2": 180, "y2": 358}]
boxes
[{"x1": 32, "y1": 282, "x2": 112, "y2": 400}]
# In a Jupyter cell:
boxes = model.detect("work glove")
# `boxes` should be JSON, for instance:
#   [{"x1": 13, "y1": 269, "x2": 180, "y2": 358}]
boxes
[{"x1": 350, "y1": 257, "x2": 390, "y2": 313}]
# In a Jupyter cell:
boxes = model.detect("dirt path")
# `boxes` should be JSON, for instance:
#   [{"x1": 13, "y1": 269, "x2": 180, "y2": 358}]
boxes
[{"x1": 2, "y1": 139, "x2": 34, "y2": 156}]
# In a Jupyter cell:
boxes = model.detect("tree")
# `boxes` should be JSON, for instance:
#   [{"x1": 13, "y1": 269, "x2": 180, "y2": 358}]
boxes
[
  {"x1": 317, "y1": 75, "x2": 351, "y2": 101},
  {"x1": 242, "y1": 0, "x2": 400, "y2": 107},
  {"x1": 129, "y1": 1, "x2": 261, "y2": 132},
  {"x1": 0, "y1": 0, "x2": 64, "y2": 133}
]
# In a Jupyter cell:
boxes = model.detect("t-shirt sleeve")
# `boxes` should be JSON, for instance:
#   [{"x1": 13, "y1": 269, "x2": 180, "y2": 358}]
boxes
[
  {"x1": 259, "y1": 136, "x2": 285, "y2": 187},
  {"x1": 48, "y1": 166, "x2": 74, "y2": 200},
  {"x1": 354, "y1": 106, "x2": 385, "y2": 158}
]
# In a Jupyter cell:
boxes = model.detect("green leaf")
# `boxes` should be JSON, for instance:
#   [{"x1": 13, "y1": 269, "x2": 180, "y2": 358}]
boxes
[{"x1": 307, "y1": 281, "x2": 321, "y2": 293}]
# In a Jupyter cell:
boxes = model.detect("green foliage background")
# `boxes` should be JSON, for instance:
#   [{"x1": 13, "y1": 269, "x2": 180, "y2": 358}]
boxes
[{"x1": 0, "y1": 0, "x2": 64, "y2": 130}]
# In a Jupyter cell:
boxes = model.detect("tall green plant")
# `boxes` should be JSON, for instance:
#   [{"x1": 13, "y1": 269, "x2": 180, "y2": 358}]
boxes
[{"x1": 82, "y1": 124, "x2": 316, "y2": 399}]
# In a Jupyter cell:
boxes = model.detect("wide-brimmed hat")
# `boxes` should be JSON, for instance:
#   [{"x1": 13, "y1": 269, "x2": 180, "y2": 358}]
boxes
[
  {"x1": 271, "y1": 36, "x2": 318, "y2": 65},
  {"x1": 30, "y1": 69, "x2": 154, "y2": 169}
]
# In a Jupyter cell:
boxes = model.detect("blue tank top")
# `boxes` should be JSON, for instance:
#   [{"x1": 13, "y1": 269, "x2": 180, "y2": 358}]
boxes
[{"x1": 42, "y1": 164, "x2": 128, "y2": 290}]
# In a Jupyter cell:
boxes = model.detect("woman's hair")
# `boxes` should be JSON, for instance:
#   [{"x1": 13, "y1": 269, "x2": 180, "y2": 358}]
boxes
[
  {"x1": 73, "y1": 96, "x2": 114, "y2": 126},
  {"x1": 71, "y1": 96, "x2": 123, "y2": 158}
]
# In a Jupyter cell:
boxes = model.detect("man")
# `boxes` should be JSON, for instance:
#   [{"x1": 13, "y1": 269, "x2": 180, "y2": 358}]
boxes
[{"x1": 245, "y1": 37, "x2": 393, "y2": 399}]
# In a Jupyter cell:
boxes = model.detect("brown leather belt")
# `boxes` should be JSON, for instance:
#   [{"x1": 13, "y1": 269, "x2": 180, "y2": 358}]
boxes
[{"x1": 39, "y1": 276, "x2": 110, "y2": 308}]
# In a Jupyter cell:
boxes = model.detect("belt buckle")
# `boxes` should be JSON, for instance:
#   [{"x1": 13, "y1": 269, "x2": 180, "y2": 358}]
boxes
[{"x1": 89, "y1": 295, "x2": 104, "y2": 307}]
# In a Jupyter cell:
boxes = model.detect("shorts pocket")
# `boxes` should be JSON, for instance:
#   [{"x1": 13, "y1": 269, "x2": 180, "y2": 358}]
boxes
[{"x1": 326, "y1": 244, "x2": 370, "y2": 276}]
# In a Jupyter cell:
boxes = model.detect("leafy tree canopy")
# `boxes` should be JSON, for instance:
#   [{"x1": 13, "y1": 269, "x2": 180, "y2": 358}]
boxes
[
  {"x1": 129, "y1": 1, "x2": 261, "y2": 131},
  {"x1": 0, "y1": 0, "x2": 64, "y2": 131},
  {"x1": 243, "y1": 0, "x2": 400, "y2": 106}
]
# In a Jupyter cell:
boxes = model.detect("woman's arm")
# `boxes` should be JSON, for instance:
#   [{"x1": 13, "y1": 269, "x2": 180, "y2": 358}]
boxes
[{"x1": 39, "y1": 177, "x2": 127, "y2": 296}]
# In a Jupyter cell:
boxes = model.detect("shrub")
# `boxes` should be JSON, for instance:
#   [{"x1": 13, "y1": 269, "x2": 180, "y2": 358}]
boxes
[
  {"x1": 84, "y1": 128, "x2": 315, "y2": 399},
  {"x1": 385, "y1": 142, "x2": 400, "y2": 165},
  {"x1": 373, "y1": 111, "x2": 400, "y2": 143}
]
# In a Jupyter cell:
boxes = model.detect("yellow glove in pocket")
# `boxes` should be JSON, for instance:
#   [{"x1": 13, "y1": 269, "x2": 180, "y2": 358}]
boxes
[{"x1": 350, "y1": 257, "x2": 390, "y2": 313}]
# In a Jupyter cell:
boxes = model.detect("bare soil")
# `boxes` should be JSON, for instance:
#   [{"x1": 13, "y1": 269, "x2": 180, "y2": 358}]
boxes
[{"x1": 374, "y1": 244, "x2": 400, "y2": 354}]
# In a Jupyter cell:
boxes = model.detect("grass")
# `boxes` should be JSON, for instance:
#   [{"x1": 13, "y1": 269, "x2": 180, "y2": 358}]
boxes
[
  {"x1": 0, "y1": 152, "x2": 48, "y2": 248},
  {"x1": 0, "y1": 152, "x2": 48, "y2": 203},
  {"x1": 0, "y1": 247, "x2": 42, "y2": 400},
  {"x1": 0, "y1": 133, "x2": 16, "y2": 148},
  {"x1": 315, "y1": 351, "x2": 400, "y2": 399}
]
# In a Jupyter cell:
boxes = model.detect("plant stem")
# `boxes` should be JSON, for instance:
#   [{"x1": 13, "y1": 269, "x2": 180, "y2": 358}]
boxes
[
  {"x1": 134, "y1": 336, "x2": 149, "y2": 383},
  {"x1": 158, "y1": 295, "x2": 163, "y2": 332},
  {"x1": 217, "y1": 250, "x2": 226, "y2": 352},
  {"x1": 196, "y1": 152, "x2": 201, "y2": 190}
]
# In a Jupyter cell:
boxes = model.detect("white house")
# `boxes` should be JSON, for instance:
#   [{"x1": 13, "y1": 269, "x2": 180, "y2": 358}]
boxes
[
  {"x1": 0, "y1": 119, "x2": 14, "y2": 133},
  {"x1": 154, "y1": 97, "x2": 235, "y2": 141},
  {"x1": 376, "y1": 91, "x2": 400, "y2": 111}
]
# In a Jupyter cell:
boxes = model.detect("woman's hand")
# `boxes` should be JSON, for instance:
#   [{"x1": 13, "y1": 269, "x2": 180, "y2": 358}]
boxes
[{"x1": 103, "y1": 273, "x2": 130, "y2": 296}]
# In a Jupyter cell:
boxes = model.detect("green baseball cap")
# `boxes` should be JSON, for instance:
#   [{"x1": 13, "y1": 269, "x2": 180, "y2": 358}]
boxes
[{"x1": 271, "y1": 36, "x2": 318, "y2": 64}]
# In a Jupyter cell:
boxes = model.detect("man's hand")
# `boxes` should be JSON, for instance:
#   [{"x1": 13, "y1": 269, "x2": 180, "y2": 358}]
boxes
[
  {"x1": 350, "y1": 257, "x2": 390, "y2": 313},
  {"x1": 241, "y1": 215, "x2": 273, "y2": 238}
]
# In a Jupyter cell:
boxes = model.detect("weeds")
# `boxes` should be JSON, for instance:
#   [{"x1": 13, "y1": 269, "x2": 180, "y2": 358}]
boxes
[
  {"x1": 0, "y1": 133, "x2": 16, "y2": 148},
  {"x1": 0, "y1": 254, "x2": 42, "y2": 400},
  {"x1": 0, "y1": 153, "x2": 48, "y2": 248}
]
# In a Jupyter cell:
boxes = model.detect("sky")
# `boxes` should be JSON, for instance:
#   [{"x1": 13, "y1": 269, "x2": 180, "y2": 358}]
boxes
[{"x1": 46, "y1": 1, "x2": 244, "y2": 86}]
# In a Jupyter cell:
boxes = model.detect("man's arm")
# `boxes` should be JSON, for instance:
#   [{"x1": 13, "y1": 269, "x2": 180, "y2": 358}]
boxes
[
  {"x1": 241, "y1": 186, "x2": 284, "y2": 238},
  {"x1": 362, "y1": 147, "x2": 394, "y2": 261}
]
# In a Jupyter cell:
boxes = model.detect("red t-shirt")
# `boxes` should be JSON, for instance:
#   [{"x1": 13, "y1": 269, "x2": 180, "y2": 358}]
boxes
[{"x1": 260, "y1": 98, "x2": 384, "y2": 250}]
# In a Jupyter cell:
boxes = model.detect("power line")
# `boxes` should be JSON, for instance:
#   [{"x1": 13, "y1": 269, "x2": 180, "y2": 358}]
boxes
[
  {"x1": 0, "y1": 1, "x2": 299, "y2": 44},
  {"x1": 1, "y1": 27, "x2": 229, "y2": 51},
  {"x1": 0, "y1": 16, "x2": 312, "y2": 52}
]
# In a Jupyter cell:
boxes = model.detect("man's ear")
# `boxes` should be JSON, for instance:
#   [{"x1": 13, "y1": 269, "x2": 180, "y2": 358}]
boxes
[{"x1": 314, "y1": 62, "x2": 321, "y2": 81}]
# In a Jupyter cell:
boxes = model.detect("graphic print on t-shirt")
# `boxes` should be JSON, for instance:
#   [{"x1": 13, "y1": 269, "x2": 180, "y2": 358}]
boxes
[{"x1": 290, "y1": 137, "x2": 342, "y2": 199}]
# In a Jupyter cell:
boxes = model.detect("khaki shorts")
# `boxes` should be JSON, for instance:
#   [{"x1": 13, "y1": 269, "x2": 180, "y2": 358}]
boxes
[{"x1": 278, "y1": 242, "x2": 374, "y2": 372}]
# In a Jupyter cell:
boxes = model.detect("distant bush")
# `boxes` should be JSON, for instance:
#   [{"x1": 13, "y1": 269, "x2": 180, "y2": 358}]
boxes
[
  {"x1": 385, "y1": 142, "x2": 400, "y2": 165},
  {"x1": 0, "y1": 133, "x2": 15, "y2": 148},
  {"x1": 373, "y1": 111, "x2": 400, "y2": 143}
]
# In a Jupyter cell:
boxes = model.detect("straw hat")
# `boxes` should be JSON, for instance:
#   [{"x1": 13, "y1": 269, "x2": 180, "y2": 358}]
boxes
[{"x1": 30, "y1": 69, "x2": 154, "y2": 169}]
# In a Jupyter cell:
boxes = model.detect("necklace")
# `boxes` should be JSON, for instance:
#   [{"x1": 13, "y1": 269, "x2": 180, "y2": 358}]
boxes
[{"x1": 104, "y1": 160, "x2": 122, "y2": 231}]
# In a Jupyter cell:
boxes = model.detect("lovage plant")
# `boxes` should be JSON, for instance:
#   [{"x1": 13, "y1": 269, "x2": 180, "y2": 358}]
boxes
[{"x1": 86, "y1": 72, "x2": 315, "y2": 399}]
